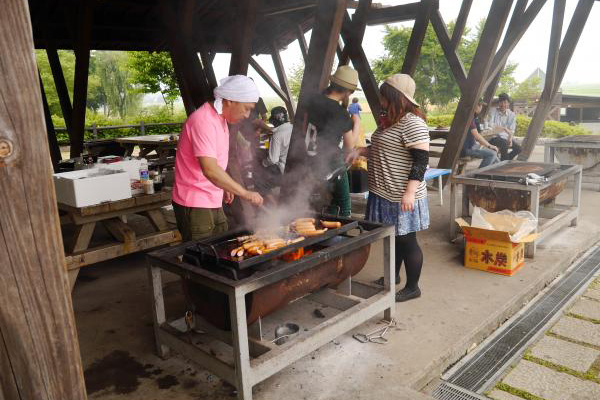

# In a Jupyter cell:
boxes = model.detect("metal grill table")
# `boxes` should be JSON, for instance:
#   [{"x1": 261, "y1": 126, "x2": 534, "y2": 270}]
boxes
[
  {"x1": 146, "y1": 219, "x2": 395, "y2": 400},
  {"x1": 449, "y1": 161, "x2": 582, "y2": 258}
]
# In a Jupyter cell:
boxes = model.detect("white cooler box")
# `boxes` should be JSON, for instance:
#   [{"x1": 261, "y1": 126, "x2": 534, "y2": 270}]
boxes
[
  {"x1": 53, "y1": 168, "x2": 132, "y2": 207},
  {"x1": 97, "y1": 157, "x2": 144, "y2": 180}
]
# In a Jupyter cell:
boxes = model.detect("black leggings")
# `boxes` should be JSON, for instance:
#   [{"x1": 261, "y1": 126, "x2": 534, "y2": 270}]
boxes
[{"x1": 394, "y1": 232, "x2": 423, "y2": 290}]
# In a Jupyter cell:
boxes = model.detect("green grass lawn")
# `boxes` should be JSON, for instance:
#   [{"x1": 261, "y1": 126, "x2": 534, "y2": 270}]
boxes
[{"x1": 360, "y1": 112, "x2": 377, "y2": 135}]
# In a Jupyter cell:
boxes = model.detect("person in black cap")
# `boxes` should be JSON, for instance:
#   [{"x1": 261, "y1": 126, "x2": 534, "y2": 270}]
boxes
[{"x1": 486, "y1": 93, "x2": 521, "y2": 160}]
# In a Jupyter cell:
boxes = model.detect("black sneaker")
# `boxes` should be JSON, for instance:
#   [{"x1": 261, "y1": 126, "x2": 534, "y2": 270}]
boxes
[
  {"x1": 373, "y1": 276, "x2": 400, "y2": 286},
  {"x1": 395, "y1": 287, "x2": 421, "y2": 302}
]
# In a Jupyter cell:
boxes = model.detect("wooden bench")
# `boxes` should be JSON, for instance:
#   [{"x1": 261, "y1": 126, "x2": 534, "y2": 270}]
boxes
[{"x1": 456, "y1": 156, "x2": 476, "y2": 176}]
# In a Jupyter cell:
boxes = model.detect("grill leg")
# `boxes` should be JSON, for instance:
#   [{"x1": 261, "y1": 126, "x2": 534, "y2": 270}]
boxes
[
  {"x1": 449, "y1": 183, "x2": 460, "y2": 241},
  {"x1": 229, "y1": 290, "x2": 252, "y2": 400},
  {"x1": 148, "y1": 265, "x2": 170, "y2": 359},
  {"x1": 572, "y1": 169, "x2": 582, "y2": 226},
  {"x1": 383, "y1": 234, "x2": 395, "y2": 321}
]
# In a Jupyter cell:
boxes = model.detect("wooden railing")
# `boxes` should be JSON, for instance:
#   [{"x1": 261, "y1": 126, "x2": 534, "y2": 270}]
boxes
[{"x1": 55, "y1": 121, "x2": 184, "y2": 139}]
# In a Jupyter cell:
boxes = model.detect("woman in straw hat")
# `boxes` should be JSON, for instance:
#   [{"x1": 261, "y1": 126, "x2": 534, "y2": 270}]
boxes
[{"x1": 347, "y1": 74, "x2": 429, "y2": 302}]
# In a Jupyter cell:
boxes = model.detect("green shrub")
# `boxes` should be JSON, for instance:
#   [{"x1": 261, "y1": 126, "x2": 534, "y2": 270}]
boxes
[
  {"x1": 424, "y1": 114, "x2": 591, "y2": 139},
  {"x1": 514, "y1": 115, "x2": 591, "y2": 138},
  {"x1": 427, "y1": 114, "x2": 453, "y2": 128}
]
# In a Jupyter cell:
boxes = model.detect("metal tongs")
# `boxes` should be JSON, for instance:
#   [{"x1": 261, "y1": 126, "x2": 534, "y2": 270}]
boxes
[
  {"x1": 324, "y1": 163, "x2": 352, "y2": 182},
  {"x1": 352, "y1": 319, "x2": 396, "y2": 344}
]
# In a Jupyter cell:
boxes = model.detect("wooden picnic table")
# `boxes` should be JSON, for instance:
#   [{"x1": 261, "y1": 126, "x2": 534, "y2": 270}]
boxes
[
  {"x1": 115, "y1": 134, "x2": 178, "y2": 166},
  {"x1": 59, "y1": 190, "x2": 181, "y2": 289}
]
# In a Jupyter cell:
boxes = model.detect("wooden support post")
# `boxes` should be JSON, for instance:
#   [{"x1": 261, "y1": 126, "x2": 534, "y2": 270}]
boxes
[
  {"x1": 0, "y1": 0, "x2": 87, "y2": 398},
  {"x1": 296, "y1": 25, "x2": 308, "y2": 63},
  {"x1": 40, "y1": 72, "x2": 62, "y2": 169},
  {"x1": 47, "y1": 46, "x2": 73, "y2": 139},
  {"x1": 229, "y1": 0, "x2": 259, "y2": 75},
  {"x1": 70, "y1": 0, "x2": 93, "y2": 158},
  {"x1": 450, "y1": 0, "x2": 473, "y2": 50},
  {"x1": 284, "y1": 0, "x2": 346, "y2": 180},
  {"x1": 430, "y1": 10, "x2": 468, "y2": 93},
  {"x1": 519, "y1": 0, "x2": 593, "y2": 160},
  {"x1": 401, "y1": 0, "x2": 436, "y2": 76},
  {"x1": 437, "y1": 0, "x2": 514, "y2": 173},
  {"x1": 271, "y1": 43, "x2": 295, "y2": 119},
  {"x1": 340, "y1": 11, "x2": 382, "y2": 118}
]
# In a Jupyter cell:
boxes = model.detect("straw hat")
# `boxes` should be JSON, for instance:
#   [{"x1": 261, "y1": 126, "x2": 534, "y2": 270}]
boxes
[
  {"x1": 384, "y1": 74, "x2": 419, "y2": 106},
  {"x1": 330, "y1": 65, "x2": 361, "y2": 91}
]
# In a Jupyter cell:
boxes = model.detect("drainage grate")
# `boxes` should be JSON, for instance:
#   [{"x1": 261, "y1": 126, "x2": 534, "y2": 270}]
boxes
[
  {"x1": 434, "y1": 246, "x2": 600, "y2": 398},
  {"x1": 432, "y1": 382, "x2": 488, "y2": 400}
]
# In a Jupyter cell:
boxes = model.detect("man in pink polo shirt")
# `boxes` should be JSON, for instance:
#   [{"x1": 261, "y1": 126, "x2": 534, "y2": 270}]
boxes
[{"x1": 172, "y1": 75, "x2": 264, "y2": 241}]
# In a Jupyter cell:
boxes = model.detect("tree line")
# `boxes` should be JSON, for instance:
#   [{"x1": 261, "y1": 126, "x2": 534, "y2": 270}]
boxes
[{"x1": 37, "y1": 50, "x2": 179, "y2": 122}]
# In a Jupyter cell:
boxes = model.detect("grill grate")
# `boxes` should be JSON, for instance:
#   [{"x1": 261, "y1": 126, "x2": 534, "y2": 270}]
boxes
[
  {"x1": 432, "y1": 382, "x2": 488, "y2": 400},
  {"x1": 433, "y1": 247, "x2": 600, "y2": 396}
]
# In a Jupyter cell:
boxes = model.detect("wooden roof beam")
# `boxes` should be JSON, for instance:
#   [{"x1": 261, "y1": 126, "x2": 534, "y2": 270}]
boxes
[
  {"x1": 450, "y1": 0, "x2": 472, "y2": 50},
  {"x1": 296, "y1": 24, "x2": 308, "y2": 62},
  {"x1": 402, "y1": 0, "x2": 437, "y2": 75},
  {"x1": 519, "y1": 0, "x2": 594, "y2": 160},
  {"x1": 248, "y1": 58, "x2": 289, "y2": 106},
  {"x1": 340, "y1": 10, "x2": 382, "y2": 118},
  {"x1": 483, "y1": 0, "x2": 547, "y2": 90},
  {"x1": 430, "y1": 9, "x2": 467, "y2": 93},
  {"x1": 339, "y1": 0, "x2": 371, "y2": 66},
  {"x1": 271, "y1": 43, "x2": 296, "y2": 119},
  {"x1": 366, "y1": 2, "x2": 420, "y2": 25},
  {"x1": 480, "y1": 0, "x2": 528, "y2": 115}
]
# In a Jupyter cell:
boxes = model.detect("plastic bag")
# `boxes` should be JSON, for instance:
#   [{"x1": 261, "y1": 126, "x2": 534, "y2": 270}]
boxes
[{"x1": 471, "y1": 207, "x2": 537, "y2": 242}]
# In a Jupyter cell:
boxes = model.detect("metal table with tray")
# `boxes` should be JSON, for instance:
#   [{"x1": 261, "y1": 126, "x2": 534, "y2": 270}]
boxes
[
  {"x1": 146, "y1": 214, "x2": 395, "y2": 400},
  {"x1": 449, "y1": 161, "x2": 582, "y2": 257}
]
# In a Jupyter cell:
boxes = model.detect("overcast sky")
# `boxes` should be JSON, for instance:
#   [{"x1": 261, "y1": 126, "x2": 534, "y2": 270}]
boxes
[{"x1": 211, "y1": 0, "x2": 600, "y2": 99}]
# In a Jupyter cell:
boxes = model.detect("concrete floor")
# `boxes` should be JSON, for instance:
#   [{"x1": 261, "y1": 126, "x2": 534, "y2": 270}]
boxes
[{"x1": 72, "y1": 147, "x2": 600, "y2": 399}]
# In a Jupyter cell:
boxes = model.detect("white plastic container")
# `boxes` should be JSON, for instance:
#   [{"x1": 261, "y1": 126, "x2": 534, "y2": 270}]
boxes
[{"x1": 53, "y1": 167, "x2": 132, "y2": 207}]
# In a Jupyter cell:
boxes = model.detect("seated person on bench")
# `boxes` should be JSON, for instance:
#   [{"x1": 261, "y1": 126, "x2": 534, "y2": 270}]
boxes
[
  {"x1": 462, "y1": 101, "x2": 500, "y2": 169},
  {"x1": 486, "y1": 93, "x2": 521, "y2": 161}
]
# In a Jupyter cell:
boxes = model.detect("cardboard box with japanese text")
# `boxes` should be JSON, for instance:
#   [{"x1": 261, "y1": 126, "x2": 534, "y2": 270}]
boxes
[{"x1": 456, "y1": 218, "x2": 537, "y2": 276}]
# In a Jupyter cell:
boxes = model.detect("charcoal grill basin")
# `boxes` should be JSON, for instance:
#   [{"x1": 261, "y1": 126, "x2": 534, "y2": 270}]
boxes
[{"x1": 546, "y1": 135, "x2": 600, "y2": 191}]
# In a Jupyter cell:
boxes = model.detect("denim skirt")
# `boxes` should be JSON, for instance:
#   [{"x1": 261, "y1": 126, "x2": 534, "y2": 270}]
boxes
[{"x1": 366, "y1": 192, "x2": 430, "y2": 236}]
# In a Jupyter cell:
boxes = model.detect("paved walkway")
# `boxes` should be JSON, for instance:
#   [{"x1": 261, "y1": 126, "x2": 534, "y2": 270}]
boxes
[{"x1": 489, "y1": 276, "x2": 600, "y2": 400}]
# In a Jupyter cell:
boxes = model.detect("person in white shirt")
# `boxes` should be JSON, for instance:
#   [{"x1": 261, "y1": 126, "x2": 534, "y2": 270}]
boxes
[
  {"x1": 486, "y1": 93, "x2": 521, "y2": 161},
  {"x1": 256, "y1": 106, "x2": 292, "y2": 196},
  {"x1": 263, "y1": 106, "x2": 292, "y2": 174}
]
